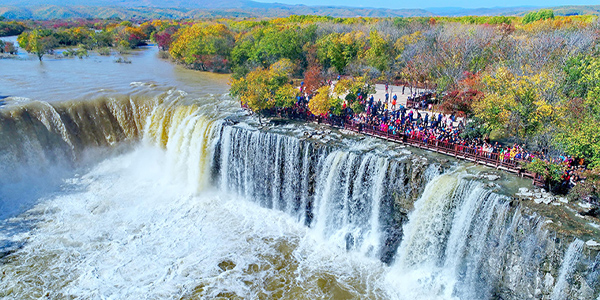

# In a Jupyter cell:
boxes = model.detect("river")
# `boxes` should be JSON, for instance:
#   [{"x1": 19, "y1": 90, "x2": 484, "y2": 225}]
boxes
[{"x1": 0, "y1": 38, "x2": 598, "y2": 300}]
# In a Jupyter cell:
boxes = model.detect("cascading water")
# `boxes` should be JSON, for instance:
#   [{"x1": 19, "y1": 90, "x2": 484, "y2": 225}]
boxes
[
  {"x1": 387, "y1": 169, "x2": 599, "y2": 300},
  {"x1": 213, "y1": 123, "x2": 443, "y2": 263},
  {"x1": 0, "y1": 95, "x2": 158, "y2": 219},
  {"x1": 551, "y1": 239, "x2": 584, "y2": 300},
  {"x1": 1, "y1": 97, "x2": 599, "y2": 299}
]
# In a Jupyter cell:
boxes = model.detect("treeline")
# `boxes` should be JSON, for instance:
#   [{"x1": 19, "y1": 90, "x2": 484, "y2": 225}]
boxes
[
  {"x1": 13, "y1": 19, "x2": 160, "y2": 60},
  {"x1": 158, "y1": 13, "x2": 600, "y2": 171},
  {"x1": 0, "y1": 20, "x2": 25, "y2": 36}
]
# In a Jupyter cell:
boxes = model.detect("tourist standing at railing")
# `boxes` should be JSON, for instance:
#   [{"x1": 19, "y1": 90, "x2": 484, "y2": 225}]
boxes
[{"x1": 272, "y1": 86, "x2": 587, "y2": 186}]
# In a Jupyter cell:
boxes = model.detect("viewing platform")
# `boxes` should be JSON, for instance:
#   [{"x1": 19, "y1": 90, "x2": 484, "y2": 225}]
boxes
[{"x1": 302, "y1": 115, "x2": 546, "y2": 188}]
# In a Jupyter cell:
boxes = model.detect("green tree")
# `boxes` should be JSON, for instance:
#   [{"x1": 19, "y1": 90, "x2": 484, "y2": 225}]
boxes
[
  {"x1": 555, "y1": 55, "x2": 600, "y2": 167},
  {"x1": 333, "y1": 76, "x2": 373, "y2": 113},
  {"x1": 524, "y1": 159, "x2": 565, "y2": 190},
  {"x1": 309, "y1": 85, "x2": 341, "y2": 116},
  {"x1": 231, "y1": 24, "x2": 316, "y2": 77},
  {"x1": 17, "y1": 30, "x2": 57, "y2": 61},
  {"x1": 317, "y1": 31, "x2": 366, "y2": 74},
  {"x1": 365, "y1": 30, "x2": 391, "y2": 72},
  {"x1": 522, "y1": 9, "x2": 555, "y2": 24}
]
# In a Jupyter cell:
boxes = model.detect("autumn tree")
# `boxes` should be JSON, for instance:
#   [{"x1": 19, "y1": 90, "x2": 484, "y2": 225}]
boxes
[
  {"x1": 439, "y1": 72, "x2": 483, "y2": 118},
  {"x1": 0, "y1": 40, "x2": 17, "y2": 54},
  {"x1": 170, "y1": 23, "x2": 235, "y2": 72},
  {"x1": 17, "y1": 29, "x2": 57, "y2": 61},
  {"x1": 555, "y1": 55, "x2": 600, "y2": 167},
  {"x1": 333, "y1": 76, "x2": 373, "y2": 113},
  {"x1": 112, "y1": 25, "x2": 147, "y2": 49},
  {"x1": 153, "y1": 26, "x2": 178, "y2": 51},
  {"x1": 0, "y1": 21, "x2": 25, "y2": 36},
  {"x1": 309, "y1": 85, "x2": 341, "y2": 116},
  {"x1": 303, "y1": 65, "x2": 326, "y2": 95},
  {"x1": 474, "y1": 67, "x2": 558, "y2": 141},
  {"x1": 230, "y1": 59, "x2": 297, "y2": 119}
]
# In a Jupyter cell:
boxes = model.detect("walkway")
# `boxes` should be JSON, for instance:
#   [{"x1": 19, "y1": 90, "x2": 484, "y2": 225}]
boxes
[{"x1": 311, "y1": 117, "x2": 546, "y2": 187}]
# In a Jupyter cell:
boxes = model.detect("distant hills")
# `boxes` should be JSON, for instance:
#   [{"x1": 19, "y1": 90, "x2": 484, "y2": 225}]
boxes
[
  {"x1": 550, "y1": 5, "x2": 600, "y2": 16},
  {"x1": 0, "y1": 4, "x2": 433, "y2": 20},
  {"x1": 0, "y1": 0, "x2": 275, "y2": 9},
  {"x1": 426, "y1": 6, "x2": 540, "y2": 16},
  {"x1": 0, "y1": 0, "x2": 599, "y2": 20}
]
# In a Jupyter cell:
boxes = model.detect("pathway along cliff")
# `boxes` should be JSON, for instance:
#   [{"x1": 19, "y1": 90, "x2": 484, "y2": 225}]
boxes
[{"x1": 1, "y1": 47, "x2": 599, "y2": 299}]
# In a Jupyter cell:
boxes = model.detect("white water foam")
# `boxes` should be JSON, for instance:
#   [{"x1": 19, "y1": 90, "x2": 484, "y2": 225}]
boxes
[
  {"x1": 551, "y1": 239, "x2": 584, "y2": 300},
  {"x1": 0, "y1": 146, "x2": 390, "y2": 299}
]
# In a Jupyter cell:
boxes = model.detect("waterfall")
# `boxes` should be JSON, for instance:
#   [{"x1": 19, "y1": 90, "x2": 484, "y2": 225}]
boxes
[
  {"x1": 386, "y1": 168, "x2": 590, "y2": 299},
  {"x1": 0, "y1": 96, "x2": 157, "y2": 219},
  {"x1": 213, "y1": 125, "x2": 419, "y2": 260},
  {"x1": 138, "y1": 112, "x2": 598, "y2": 300},
  {"x1": 144, "y1": 104, "x2": 222, "y2": 193},
  {"x1": 312, "y1": 152, "x2": 390, "y2": 257},
  {"x1": 551, "y1": 239, "x2": 584, "y2": 300},
  {"x1": 2, "y1": 97, "x2": 598, "y2": 299}
]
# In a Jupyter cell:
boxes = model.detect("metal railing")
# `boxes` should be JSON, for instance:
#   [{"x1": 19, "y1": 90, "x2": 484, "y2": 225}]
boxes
[{"x1": 292, "y1": 115, "x2": 547, "y2": 187}]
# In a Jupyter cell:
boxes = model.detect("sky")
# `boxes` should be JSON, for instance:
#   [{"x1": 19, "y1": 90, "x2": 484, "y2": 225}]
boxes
[{"x1": 252, "y1": 0, "x2": 600, "y2": 9}]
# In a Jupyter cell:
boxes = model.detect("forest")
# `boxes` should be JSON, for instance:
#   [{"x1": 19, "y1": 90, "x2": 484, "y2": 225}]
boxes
[{"x1": 3, "y1": 11, "x2": 600, "y2": 200}]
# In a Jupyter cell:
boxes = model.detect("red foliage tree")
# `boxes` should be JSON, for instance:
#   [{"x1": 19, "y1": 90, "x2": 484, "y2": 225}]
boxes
[
  {"x1": 154, "y1": 27, "x2": 177, "y2": 51},
  {"x1": 303, "y1": 65, "x2": 326, "y2": 96},
  {"x1": 439, "y1": 72, "x2": 483, "y2": 117}
]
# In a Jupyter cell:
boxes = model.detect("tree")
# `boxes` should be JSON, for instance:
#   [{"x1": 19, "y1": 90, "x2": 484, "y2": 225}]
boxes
[
  {"x1": 274, "y1": 84, "x2": 299, "y2": 108},
  {"x1": 439, "y1": 72, "x2": 483, "y2": 118},
  {"x1": 230, "y1": 59, "x2": 295, "y2": 116},
  {"x1": 555, "y1": 55, "x2": 600, "y2": 167},
  {"x1": 365, "y1": 30, "x2": 391, "y2": 72},
  {"x1": 524, "y1": 159, "x2": 565, "y2": 190},
  {"x1": 0, "y1": 21, "x2": 25, "y2": 36},
  {"x1": 474, "y1": 67, "x2": 558, "y2": 140},
  {"x1": 112, "y1": 25, "x2": 147, "y2": 49},
  {"x1": 0, "y1": 40, "x2": 15, "y2": 54},
  {"x1": 230, "y1": 24, "x2": 316, "y2": 77},
  {"x1": 17, "y1": 30, "x2": 57, "y2": 61},
  {"x1": 154, "y1": 26, "x2": 178, "y2": 51},
  {"x1": 522, "y1": 9, "x2": 555, "y2": 24},
  {"x1": 170, "y1": 23, "x2": 235, "y2": 72},
  {"x1": 309, "y1": 85, "x2": 340, "y2": 116},
  {"x1": 303, "y1": 65, "x2": 325, "y2": 95},
  {"x1": 317, "y1": 31, "x2": 366, "y2": 74},
  {"x1": 333, "y1": 76, "x2": 374, "y2": 113}
]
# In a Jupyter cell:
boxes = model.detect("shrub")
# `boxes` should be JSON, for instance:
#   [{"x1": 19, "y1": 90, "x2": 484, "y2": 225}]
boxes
[{"x1": 97, "y1": 47, "x2": 111, "y2": 56}]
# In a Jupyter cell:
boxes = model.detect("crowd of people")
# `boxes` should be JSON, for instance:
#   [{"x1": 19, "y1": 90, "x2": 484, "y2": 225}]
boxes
[
  {"x1": 265, "y1": 82, "x2": 588, "y2": 191},
  {"x1": 353, "y1": 96, "x2": 587, "y2": 189}
]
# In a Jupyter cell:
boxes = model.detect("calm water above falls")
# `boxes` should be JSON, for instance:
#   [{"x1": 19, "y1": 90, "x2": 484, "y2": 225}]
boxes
[
  {"x1": 0, "y1": 41, "x2": 597, "y2": 300},
  {"x1": 0, "y1": 36, "x2": 230, "y2": 103}
]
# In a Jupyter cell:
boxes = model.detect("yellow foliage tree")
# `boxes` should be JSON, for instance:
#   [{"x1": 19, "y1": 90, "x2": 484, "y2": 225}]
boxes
[
  {"x1": 170, "y1": 23, "x2": 234, "y2": 71},
  {"x1": 474, "y1": 67, "x2": 558, "y2": 139},
  {"x1": 230, "y1": 59, "x2": 296, "y2": 114},
  {"x1": 309, "y1": 86, "x2": 335, "y2": 116}
]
